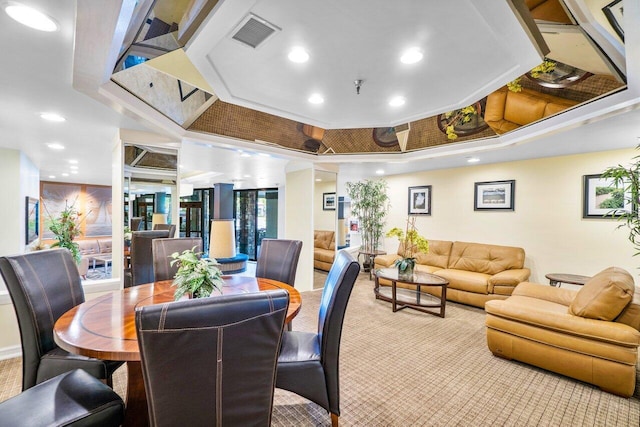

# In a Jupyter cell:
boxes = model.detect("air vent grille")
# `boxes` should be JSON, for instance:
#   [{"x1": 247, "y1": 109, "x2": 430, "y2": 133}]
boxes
[{"x1": 232, "y1": 15, "x2": 278, "y2": 48}]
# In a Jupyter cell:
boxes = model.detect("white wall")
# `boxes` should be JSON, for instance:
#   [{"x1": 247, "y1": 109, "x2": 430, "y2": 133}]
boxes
[
  {"x1": 285, "y1": 167, "x2": 314, "y2": 292},
  {"x1": 381, "y1": 148, "x2": 638, "y2": 283}
]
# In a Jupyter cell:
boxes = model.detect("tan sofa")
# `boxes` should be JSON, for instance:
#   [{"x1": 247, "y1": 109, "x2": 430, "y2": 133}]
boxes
[
  {"x1": 485, "y1": 267, "x2": 640, "y2": 397},
  {"x1": 484, "y1": 86, "x2": 579, "y2": 134},
  {"x1": 77, "y1": 238, "x2": 112, "y2": 277},
  {"x1": 314, "y1": 230, "x2": 335, "y2": 271},
  {"x1": 374, "y1": 240, "x2": 530, "y2": 308}
]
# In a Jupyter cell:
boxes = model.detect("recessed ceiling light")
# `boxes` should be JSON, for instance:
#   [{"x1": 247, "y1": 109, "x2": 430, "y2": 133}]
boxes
[
  {"x1": 467, "y1": 157, "x2": 480, "y2": 163},
  {"x1": 240, "y1": 152, "x2": 251, "y2": 158},
  {"x1": 376, "y1": 169, "x2": 385, "y2": 175},
  {"x1": 40, "y1": 112, "x2": 65, "y2": 122},
  {"x1": 244, "y1": 174, "x2": 251, "y2": 178},
  {"x1": 315, "y1": 178, "x2": 322, "y2": 182},
  {"x1": 69, "y1": 165, "x2": 78, "y2": 170},
  {"x1": 4, "y1": 2, "x2": 58, "y2": 32},
  {"x1": 71, "y1": 171, "x2": 78, "y2": 174},
  {"x1": 400, "y1": 47, "x2": 423, "y2": 64},
  {"x1": 288, "y1": 47, "x2": 309, "y2": 63},
  {"x1": 47, "y1": 143, "x2": 64, "y2": 150},
  {"x1": 61, "y1": 173, "x2": 69, "y2": 177},
  {"x1": 68, "y1": 159, "x2": 78, "y2": 164},
  {"x1": 389, "y1": 96, "x2": 405, "y2": 107},
  {"x1": 308, "y1": 94, "x2": 324, "y2": 104},
  {"x1": 48, "y1": 175, "x2": 55, "y2": 179}
]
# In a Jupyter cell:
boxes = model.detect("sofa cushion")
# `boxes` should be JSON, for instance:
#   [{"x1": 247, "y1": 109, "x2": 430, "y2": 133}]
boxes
[
  {"x1": 569, "y1": 267, "x2": 635, "y2": 321},
  {"x1": 447, "y1": 241, "x2": 525, "y2": 275},
  {"x1": 435, "y1": 269, "x2": 491, "y2": 294},
  {"x1": 77, "y1": 240, "x2": 99, "y2": 256},
  {"x1": 314, "y1": 248, "x2": 335, "y2": 264},
  {"x1": 414, "y1": 239, "x2": 452, "y2": 269},
  {"x1": 314, "y1": 230, "x2": 334, "y2": 250},
  {"x1": 98, "y1": 239, "x2": 112, "y2": 253}
]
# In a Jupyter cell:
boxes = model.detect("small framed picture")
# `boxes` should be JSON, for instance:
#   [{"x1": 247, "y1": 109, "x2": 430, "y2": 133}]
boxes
[
  {"x1": 474, "y1": 180, "x2": 515, "y2": 211},
  {"x1": 583, "y1": 174, "x2": 632, "y2": 218},
  {"x1": 323, "y1": 192, "x2": 336, "y2": 210},
  {"x1": 408, "y1": 186, "x2": 431, "y2": 215}
]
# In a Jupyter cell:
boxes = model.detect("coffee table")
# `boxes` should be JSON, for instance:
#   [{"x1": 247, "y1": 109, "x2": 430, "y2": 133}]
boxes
[
  {"x1": 374, "y1": 268, "x2": 449, "y2": 317},
  {"x1": 91, "y1": 254, "x2": 112, "y2": 273}
]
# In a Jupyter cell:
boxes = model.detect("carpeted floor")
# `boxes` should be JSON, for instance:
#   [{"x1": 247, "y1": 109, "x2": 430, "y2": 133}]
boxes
[{"x1": 2, "y1": 271, "x2": 639, "y2": 426}]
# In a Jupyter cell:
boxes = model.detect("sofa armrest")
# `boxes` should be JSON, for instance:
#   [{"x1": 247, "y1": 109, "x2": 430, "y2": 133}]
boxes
[
  {"x1": 374, "y1": 254, "x2": 400, "y2": 269},
  {"x1": 511, "y1": 282, "x2": 577, "y2": 307},
  {"x1": 488, "y1": 268, "x2": 531, "y2": 293}
]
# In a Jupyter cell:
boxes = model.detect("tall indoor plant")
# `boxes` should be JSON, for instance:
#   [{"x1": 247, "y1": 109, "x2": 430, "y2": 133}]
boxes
[
  {"x1": 601, "y1": 147, "x2": 640, "y2": 256},
  {"x1": 345, "y1": 179, "x2": 389, "y2": 253}
]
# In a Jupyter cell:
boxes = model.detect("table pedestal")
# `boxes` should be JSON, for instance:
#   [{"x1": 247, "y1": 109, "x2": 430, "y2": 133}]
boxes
[{"x1": 124, "y1": 362, "x2": 149, "y2": 427}]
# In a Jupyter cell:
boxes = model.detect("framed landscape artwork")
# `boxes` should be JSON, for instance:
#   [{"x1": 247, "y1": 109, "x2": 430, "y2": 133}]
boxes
[
  {"x1": 25, "y1": 197, "x2": 38, "y2": 245},
  {"x1": 582, "y1": 174, "x2": 632, "y2": 218},
  {"x1": 408, "y1": 185, "x2": 431, "y2": 215},
  {"x1": 323, "y1": 192, "x2": 336, "y2": 210},
  {"x1": 474, "y1": 180, "x2": 515, "y2": 211}
]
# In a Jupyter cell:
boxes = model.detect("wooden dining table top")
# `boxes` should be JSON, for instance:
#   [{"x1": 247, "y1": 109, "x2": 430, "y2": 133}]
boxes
[{"x1": 53, "y1": 276, "x2": 302, "y2": 362}]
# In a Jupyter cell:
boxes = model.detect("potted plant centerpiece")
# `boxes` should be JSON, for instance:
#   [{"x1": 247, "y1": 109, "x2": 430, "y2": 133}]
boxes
[
  {"x1": 44, "y1": 199, "x2": 86, "y2": 264},
  {"x1": 170, "y1": 247, "x2": 225, "y2": 300},
  {"x1": 386, "y1": 217, "x2": 429, "y2": 278}
]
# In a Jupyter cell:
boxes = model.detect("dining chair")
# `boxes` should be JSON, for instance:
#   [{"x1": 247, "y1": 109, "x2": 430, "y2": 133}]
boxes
[
  {"x1": 256, "y1": 238, "x2": 303, "y2": 330},
  {"x1": 131, "y1": 216, "x2": 145, "y2": 231},
  {"x1": 0, "y1": 369, "x2": 124, "y2": 426},
  {"x1": 129, "y1": 230, "x2": 171, "y2": 287},
  {"x1": 152, "y1": 223, "x2": 177, "y2": 238},
  {"x1": 136, "y1": 290, "x2": 290, "y2": 427},
  {"x1": 275, "y1": 250, "x2": 360, "y2": 427},
  {"x1": 0, "y1": 249, "x2": 123, "y2": 390},
  {"x1": 152, "y1": 237, "x2": 203, "y2": 281}
]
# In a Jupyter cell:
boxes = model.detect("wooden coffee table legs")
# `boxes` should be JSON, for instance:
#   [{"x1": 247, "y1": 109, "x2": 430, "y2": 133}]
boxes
[{"x1": 123, "y1": 361, "x2": 150, "y2": 427}]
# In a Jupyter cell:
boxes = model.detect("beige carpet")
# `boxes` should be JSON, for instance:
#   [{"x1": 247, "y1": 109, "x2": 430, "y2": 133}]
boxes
[{"x1": 2, "y1": 271, "x2": 639, "y2": 426}]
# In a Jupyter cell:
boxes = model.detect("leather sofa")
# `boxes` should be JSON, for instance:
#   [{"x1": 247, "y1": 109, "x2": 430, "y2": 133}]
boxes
[
  {"x1": 374, "y1": 240, "x2": 530, "y2": 308},
  {"x1": 484, "y1": 86, "x2": 579, "y2": 134},
  {"x1": 314, "y1": 230, "x2": 336, "y2": 271},
  {"x1": 485, "y1": 267, "x2": 640, "y2": 397}
]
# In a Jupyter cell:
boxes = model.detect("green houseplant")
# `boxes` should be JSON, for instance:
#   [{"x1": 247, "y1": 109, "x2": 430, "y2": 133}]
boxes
[
  {"x1": 386, "y1": 216, "x2": 429, "y2": 276},
  {"x1": 44, "y1": 199, "x2": 85, "y2": 264},
  {"x1": 345, "y1": 179, "x2": 389, "y2": 254},
  {"x1": 170, "y1": 247, "x2": 224, "y2": 300},
  {"x1": 601, "y1": 148, "x2": 640, "y2": 256}
]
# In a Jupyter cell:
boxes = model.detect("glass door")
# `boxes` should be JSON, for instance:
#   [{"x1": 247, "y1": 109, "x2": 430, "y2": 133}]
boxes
[{"x1": 234, "y1": 189, "x2": 278, "y2": 260}]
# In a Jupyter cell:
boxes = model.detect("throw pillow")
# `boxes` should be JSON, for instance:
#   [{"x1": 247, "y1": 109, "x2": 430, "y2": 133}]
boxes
[{"x1": 569, "y1": 266, "x2": 634, "y2": 321}]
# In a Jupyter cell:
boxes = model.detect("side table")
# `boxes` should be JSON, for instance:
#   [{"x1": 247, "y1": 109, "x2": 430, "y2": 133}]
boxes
[
  {"x1": 545, "y1": 273, "x2": 591, "y2": 287},
  {"x1": 358, "y1": 250, "x2": 387, "y2": 280}
]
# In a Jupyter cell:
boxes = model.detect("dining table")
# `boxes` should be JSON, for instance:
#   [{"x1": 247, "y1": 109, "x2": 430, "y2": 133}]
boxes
[{"x1": 53, "y1": 276, "x2": 301, "y2": 427}]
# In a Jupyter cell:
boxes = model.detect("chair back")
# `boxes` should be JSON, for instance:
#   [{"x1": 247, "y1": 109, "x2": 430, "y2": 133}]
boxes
[
  {"x1": 130, "y1": 230, "x2": 170, "y2": 286},
  {"x1": 0, "y1": 249, "x2": 85, "y2": 390},
  {"x1": 152, "y1": 223, "x2": 177, "y2": 238},
  {"x1": 136, "y1": 290, "x2": 289, "y2": 427},
  {"x1": 131, "y1": 217, "x2": 144, "y2": 231},
  {"x1": 317, "y1": 250, "x2": 360, "y2": 405},
  {"x1": 152, "y1": 237, "x2": 203, "y2": 282},
  {"x1": 256, "y1": 239, "x2": 303, "y2": 286}
]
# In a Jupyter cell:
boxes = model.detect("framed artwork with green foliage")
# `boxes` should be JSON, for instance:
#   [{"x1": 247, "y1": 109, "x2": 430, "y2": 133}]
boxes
[{"x1": 582, "y1": 174, "x2": 632, "y2": 218}]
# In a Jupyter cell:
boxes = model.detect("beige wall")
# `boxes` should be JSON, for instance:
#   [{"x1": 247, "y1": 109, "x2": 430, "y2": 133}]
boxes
[
  {"x1": 314, "y1": 180, "x2": 337, "y2": 231},
  {"x1": 381, "y1": 148, "x2": 638, "y2": 283},
  {"x1": 285, "y1": 167, "x2": 314, "y2": 292}
]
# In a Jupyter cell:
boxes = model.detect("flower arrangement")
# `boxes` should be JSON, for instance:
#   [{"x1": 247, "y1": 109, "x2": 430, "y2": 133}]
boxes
[
  {"x1": 170, "y1": 247, "x2": 224, "y2": 300},
  {"x1": 507, "y1": 59, "x2": 557, "y2": 93},
  {"x1": 386, "y1": 217, "x2": 429, "y2": 275},
  {"x1": 124, "y1": 226, "x2": 132, "y2": 247},
  {"x1": 43, "y1": 199, "x2": 86, "y2": 264},
  {"x1": 443, "y1": 105, "x2": 478, "y2": 140}
]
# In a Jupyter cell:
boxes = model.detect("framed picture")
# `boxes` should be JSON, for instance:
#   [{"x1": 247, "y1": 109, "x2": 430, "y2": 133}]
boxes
[
  {"x1": 582, "y1": 174, "x2": 632, "y2": 218},
  {"x1": 323, "y1": 192, "x2": 336, "y2": 210},
  {"x1": 408, "y1": 186, "x2": 431, "y2": 215},
  {"x1": 25, "y1": 197, "x2": 39, "y2": 245},
  {"x1": 474, "y1": 180, "x2": 515, "y2": 211},
  {"x1": 602, "y1": 0, "x2": 624, "y2": 41}
]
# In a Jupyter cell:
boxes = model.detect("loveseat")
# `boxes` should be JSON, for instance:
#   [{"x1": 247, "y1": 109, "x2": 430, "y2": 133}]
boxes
[
  {"x1": 484, "y1": 86, "x2": 579, "y2": 134},
  {"x1": 314, "y1": 230, "x2": 335, "y2": 271},
  {"x1": 374, "y1": 240, "x2": 530, "y2": 308},
  {"x1": 485, "y1": 267, "x2": 640, "y2": 397},
  {"x1": 77, "y1": 238, "x2": 112, "y2": 276}
]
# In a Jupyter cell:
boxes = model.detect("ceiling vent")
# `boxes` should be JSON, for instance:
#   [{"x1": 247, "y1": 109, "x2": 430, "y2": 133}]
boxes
[{"x1": 231, "y1": 14, "x2": 280, "y2": 49}]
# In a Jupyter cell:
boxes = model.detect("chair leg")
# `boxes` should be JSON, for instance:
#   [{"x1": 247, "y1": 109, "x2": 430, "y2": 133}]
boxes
[{"x1": 331, "y1": 413, "x2": 339, "y2": 427}]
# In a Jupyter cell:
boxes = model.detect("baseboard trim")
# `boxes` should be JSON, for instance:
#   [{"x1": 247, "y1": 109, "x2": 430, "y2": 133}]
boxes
[{"x1": 0, "y1": 345, "x2": 21, "y2": 361}]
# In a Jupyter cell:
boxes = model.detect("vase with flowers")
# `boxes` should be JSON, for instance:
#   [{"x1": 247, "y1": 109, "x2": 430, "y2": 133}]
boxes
[
  {"x1": 44, "y1": 199, "x2": 86, "y2": 264},
  {"x1": 386, "y1": 217, "x2": 429, "y2": 278},
  {"x1": 170, "y1": 247, "x2": 224, "y2": 300}
]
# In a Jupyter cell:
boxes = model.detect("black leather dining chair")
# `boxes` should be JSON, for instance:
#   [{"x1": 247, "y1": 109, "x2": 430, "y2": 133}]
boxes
[
  {"x1": 129, "y1": 229, "x2": 171, "y2": 287},
  {"x1": 256, "y1": 239, "x2": 303, "y2": 330},
  {"x1": 152, "y1": 223, "x2": 177, "y2": 238},
  {"x1": 275, "y1": 250, "x2": 360, "y2": 427},
  {"x1": 152, "y1": 237, "x2": 203, "y2": 281},
  {"x1": 0, "y1": 369, "x2": 124, "y2": 426},
  {"x1": 0, "y1": 249, "x2": 123, "y2": 390},
  {"x1": 136, "y1": 290, "x2": 290, "y2": 427}
]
